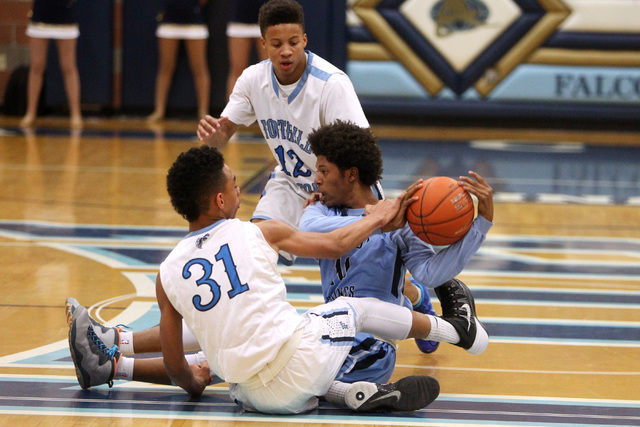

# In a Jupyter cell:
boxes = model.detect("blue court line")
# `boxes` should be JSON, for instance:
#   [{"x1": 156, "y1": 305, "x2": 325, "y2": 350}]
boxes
[
  {"x1": 1, "y1": 221, "x2": 640, "y2": 276},
  {"x1": 0, "y1": 220, "x2": 186, "y2": 241},
  {"x1": 284, "y1": 280, "x2": 640, "y2": 306},
  {"x1": 0, "y1": 376, "x2": 638, "y2": 426}
]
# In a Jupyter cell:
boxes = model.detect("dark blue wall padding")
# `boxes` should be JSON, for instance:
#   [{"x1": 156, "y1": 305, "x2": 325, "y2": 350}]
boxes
[
  {"x1": 298, "y1": 0, "x2": 347, "y2": 72},
  {"x1": 121, "y1": 0, "x2": 162, "y2": 110},
  {"x1": 45, "y1": 0, "x2": 113, "y2": 107}
]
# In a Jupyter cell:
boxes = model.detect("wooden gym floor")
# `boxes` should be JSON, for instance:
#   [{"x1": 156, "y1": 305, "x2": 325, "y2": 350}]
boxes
[{"x1": 0, "y1": 116, "x2": 639, "y2": 426}]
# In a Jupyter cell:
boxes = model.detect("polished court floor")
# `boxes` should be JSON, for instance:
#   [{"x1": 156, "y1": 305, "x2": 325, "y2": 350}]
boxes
[{"x1": 0, "y1": 116, "x2": 639, "y2": 426}]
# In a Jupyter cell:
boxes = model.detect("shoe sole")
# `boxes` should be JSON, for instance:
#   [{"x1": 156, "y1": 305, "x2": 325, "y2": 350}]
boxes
[
  {"x1": 356, "y1": 375, "x2": 440, "y2": 412},
  {"x1": 467, "y1": 316, "x2": 489, "y2": 355},
  {"x1": 453, "y1": 279, "x2": 489, "y2": 355},
  {"x1": 67, "y1": 305, "x2": 89, "y2": 389}
]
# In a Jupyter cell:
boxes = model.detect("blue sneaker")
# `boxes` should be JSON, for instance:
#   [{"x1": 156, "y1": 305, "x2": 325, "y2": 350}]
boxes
[{"x1": 409, "y1": 277, "x2": 440, "y2": 354}]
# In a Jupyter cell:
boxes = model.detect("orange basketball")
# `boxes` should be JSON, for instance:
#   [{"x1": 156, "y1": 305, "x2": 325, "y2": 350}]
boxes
[{"x1": 406, "y1": 176, "x2": 475, "y2": 245}]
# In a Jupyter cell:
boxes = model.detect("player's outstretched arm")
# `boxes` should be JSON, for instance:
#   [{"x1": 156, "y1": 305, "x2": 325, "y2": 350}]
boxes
[
  {"x1": 459, "y1": 171, "x2": 494, "y2": 222},
  {"x1": 258, "y1": 195, "x2": 403, "y2": 259},
  {"x1": 196, "y1": 116, "x2": 238, "y2": 149}
]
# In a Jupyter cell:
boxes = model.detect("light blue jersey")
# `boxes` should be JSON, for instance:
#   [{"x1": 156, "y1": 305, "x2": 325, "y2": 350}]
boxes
[{"x1": 300, "y1": 202, "x2": 493, "y2": 382}]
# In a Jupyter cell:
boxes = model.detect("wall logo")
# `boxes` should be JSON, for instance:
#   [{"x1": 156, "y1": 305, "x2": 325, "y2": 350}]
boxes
[
  {"x1": 431, "y1": 0, "x2": 489, "y2": 36},
  {"x1": 353, "y1": 0, "x2": 569, "y2": 96}
]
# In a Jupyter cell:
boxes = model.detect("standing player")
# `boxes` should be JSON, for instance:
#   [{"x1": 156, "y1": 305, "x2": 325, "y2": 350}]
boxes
[
  {"x1": 300, "y1": 120, "x2": 494, "y2": 383},
  {"x1": 197, "y1": 0, "x2": 367, "y2": 233},
  {"x1": 198, "y1": 0, "x2": 438, "y2": 347}
]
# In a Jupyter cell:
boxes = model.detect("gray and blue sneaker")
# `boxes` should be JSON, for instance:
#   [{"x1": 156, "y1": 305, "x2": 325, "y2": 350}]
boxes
[
  {"x1": 345, "y1": 375, "x2": 440, "y2": 412},
  {"x1": 409, "y1": 277, "x2": 440, "y2": 354},
  {"x1": 67, "y1": 302, "x2": 121, "y2": 389},
  {"x1": 65, "y1": 297, "x2": 121, "y2": 349},
  {"x1": 434, "y1": 278, "x2": 489, "y2": 355}
]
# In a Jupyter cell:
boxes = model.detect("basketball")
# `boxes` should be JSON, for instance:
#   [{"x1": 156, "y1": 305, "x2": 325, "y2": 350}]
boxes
[{"x1": 406, "y1": 176, "x2": 475, "y2": 245}]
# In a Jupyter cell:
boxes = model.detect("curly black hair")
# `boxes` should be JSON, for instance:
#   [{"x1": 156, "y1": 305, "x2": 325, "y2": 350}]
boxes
[
  {"x1": 258, "y1": 0, "x2": 305, "y2": 37},
  {"x1": 308, "y1": 120, "x2": 383, "y2": 186},
  {"x1": 166, "y1": 145, "x2": 227, "y2": 222}
]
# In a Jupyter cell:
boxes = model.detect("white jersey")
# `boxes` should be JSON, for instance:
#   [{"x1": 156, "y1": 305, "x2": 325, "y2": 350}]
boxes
[
  {"x1": 222, "y1": 51, "x2": 369, "y2": 198},
  {"x1": 159, "y1": 219, "x2": 302, "y2": 383}
]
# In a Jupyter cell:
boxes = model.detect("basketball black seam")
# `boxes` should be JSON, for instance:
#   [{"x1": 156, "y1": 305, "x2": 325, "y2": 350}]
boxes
[
  {"x1": 424, "y1": 200, "x2": 474, "y2": 226},
  {"x1": 418, "y1": 181, "x2": 431, "y2": 234},
  {"x1": 421, "y1": 181, "x2": 461, "y2": 231}
]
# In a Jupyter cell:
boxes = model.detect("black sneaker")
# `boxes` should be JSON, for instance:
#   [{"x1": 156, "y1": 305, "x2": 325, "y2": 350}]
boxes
[
  {"x1": 434, "y1": 278, "x2": 489, "y2": 355},
  {"x1": 345, "y1": 375, "x2": 439, "y2": 412}
]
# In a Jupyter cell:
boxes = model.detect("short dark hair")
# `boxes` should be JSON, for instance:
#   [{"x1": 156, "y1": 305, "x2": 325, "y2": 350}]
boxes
[
  {"x1": 309, "y1": 120, "x2": 383, "y2": 187},
  {"x1": 258, "y1": 0, "x2": 305, "y2": 37},
  {"x1": 166, "y1": 145, "x2": 227, "y2": 222}
]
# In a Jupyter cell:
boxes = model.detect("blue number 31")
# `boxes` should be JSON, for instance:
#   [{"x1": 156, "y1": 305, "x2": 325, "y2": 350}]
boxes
[{"x1": 182, "y1": 244, "x2": 249, "y2": 311}]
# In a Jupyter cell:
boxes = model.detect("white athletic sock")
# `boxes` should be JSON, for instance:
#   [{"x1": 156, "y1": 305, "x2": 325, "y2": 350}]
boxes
[
  {"x1": 182, "y1": 321, "x2": 201, "y2": 351},
  {"x1": 114, "y1": 355, "x2": 134, "y2": 381},
  {"x1": 119, "y1": 331, "x2": 134, "y2": 355},
  {"x1": 425, "y1": 315, "x2": 461, "y2": 344},
  {"x1": 324, "y1": 381, "x2": 350, "y2": 406},
  {"x1": 410, "y1": 282, "x2": 423, "y2": 307},
  {"x1": 185, "y1": 351, "x2": 206, "y2": 365}
]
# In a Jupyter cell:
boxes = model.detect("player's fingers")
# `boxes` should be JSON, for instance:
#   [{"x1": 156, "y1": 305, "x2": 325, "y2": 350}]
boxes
[
  {"x1": 198, "y1": 121, "x2": 213, "y2": 136},
  {"x1": 474, "y1": 185, "x2": 493, "y2": 202},
  {"x1": 405, "y1": 179, "x2": 423, "y2": 197},
  {"x1": 468, "y1": 170, "x2": 489, "y2": 186},
  {"x1": 458, "y1": 177, "x2": 478, "y2": 193},
  {"x1": 460, "y1": 173, "x2": 492, "y2": 194},
  {"x1": 196, "y1": 127, "x2": 208, "y2": 141},
  {"x1": 303, "y1": 193, "x2": 320, "y2": 208}
]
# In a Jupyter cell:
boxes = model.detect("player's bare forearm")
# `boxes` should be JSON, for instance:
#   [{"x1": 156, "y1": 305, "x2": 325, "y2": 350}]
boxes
[
  {"x1": 259, "y1": 196, "x2": 401, "y2": 259},
  {"x1": 156, "y1": 276, "x2": 206, "y2": 396},
  {"x1": 327, "y1": 195, "x2": 404, "y2": 254}
]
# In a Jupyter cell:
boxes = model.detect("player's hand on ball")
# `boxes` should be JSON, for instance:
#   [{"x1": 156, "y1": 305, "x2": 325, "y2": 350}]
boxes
[
  {"x1": 380, "y1": 179, "x2": 423, "y2": 233},
  {"x1": 365, "y1": 194, "x2": 404, "y2": 228},
  {"x1": 459, "y1": 171, "x2": 494, "y2": 222}
]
